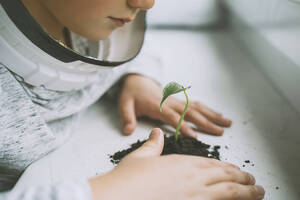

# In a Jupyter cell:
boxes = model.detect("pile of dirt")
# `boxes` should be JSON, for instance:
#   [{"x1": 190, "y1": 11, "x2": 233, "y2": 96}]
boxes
[{"x1": 109, "y1": 135, "x2": 221, "y2": 165}]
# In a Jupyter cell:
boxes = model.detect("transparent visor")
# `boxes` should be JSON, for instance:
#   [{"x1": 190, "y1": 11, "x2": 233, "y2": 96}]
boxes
[{"x1": 1, "y1": 0, "x2": 146, "y2": 67}]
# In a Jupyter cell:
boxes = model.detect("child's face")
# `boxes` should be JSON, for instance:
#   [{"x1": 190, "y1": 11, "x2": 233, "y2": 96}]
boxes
[{"x1": 41, "y1": 0, "x2": 155, "y2": 40}]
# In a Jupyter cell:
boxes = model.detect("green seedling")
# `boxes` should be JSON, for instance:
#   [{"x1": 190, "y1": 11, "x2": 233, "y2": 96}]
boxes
[{"x1": 160, "y1": 82, "x2": 191, "y2": 141}]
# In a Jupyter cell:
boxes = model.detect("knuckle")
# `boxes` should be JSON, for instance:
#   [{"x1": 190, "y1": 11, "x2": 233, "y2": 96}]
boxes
[
  {"x1": 190, "y1": 110, "x2": 202, "y2": 120},
  {"x1": 164, "y1": 108, "x2": 172, "y2": 116},
  {"x1": 180, "y1": 122, "x2": 189, "y2": 131},
  {"x1": 199, "y1": 118, "x2": 210, "y2": 128},
  {"x1": 169, "y1": 114, "x2": 179, "y2": 124},
  {"x1": 208, "y1": 159, "x2": 219, "y2": 166},
  {"x1": 226, "y1": 184, "x2": 240, "y2": 199},
  {"x1": 223, "y1": 167, "x2": 235, "y2": 177},
  {"x1": 187, "y1": 109, "x2": 196, "y2": 117},
  {"x1": 194, "y1": 101, "x2": 203, "y2": 108},
  {"x1": 195, "y1": 117, "x2": 206, "y2": 127},
  {"x1": 205, "y1": 121, "x2": 215, "y2": 129}
]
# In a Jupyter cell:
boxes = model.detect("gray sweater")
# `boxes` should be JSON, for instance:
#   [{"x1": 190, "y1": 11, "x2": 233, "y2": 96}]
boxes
[{"x1": 0, "y1": 39, "x2": 162, "y2": 199}]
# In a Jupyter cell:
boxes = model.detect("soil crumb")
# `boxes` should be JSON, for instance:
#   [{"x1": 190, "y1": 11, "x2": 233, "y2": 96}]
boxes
[{"x1": 109, "y1": 135, "x2": 221, "y2": 164}]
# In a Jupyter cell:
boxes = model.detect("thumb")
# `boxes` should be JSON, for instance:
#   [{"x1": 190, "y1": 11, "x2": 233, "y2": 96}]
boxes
[
  {"x1": 119, "y1": 97, "x2": 137, "y2": 135},
  {"x1": 128, "y1": 128, "x2": 164, "y2": 158}
]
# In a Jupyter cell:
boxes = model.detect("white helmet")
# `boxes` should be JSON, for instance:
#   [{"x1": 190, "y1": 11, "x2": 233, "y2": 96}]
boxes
[{"x1": 0, "y1": 0, "x2": 146, "y2": 91}]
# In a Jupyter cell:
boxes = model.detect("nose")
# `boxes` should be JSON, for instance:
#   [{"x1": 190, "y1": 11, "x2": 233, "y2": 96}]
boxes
[{"x1": 127, "y1": 0, "x2": 155, "y2": 10}]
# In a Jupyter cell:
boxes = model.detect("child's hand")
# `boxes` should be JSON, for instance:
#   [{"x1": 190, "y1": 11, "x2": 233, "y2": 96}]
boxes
[
  {"x1": 89, "y1": 129, "x2": 265, "y2": 200},
  {"x1": 118, "y1": 74, "x2": 232, "y2": 138}
]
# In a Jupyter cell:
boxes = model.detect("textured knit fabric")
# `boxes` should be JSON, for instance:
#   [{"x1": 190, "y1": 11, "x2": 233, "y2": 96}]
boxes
[
  {"x1": 0, "y1": 31, "x2": 162, "y2": 200},
  {"x1": 2, "y1": 179, "x2": 92, "y2": 200},
  {"x1": 0, "y1": 65, "x2": 56, "y2": 191}
]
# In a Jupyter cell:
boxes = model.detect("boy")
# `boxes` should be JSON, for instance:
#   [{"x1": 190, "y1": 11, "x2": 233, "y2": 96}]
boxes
[{"x1": 0, "y1": 0, "x2": 264, "y2": 199}]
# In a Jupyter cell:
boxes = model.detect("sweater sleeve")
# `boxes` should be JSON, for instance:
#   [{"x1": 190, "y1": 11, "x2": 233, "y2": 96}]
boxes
[
  {"x1": 0, "y1": 64, "x2": 56, "y2": 191},
  {"x1": 1, "y1": 179, "x2": 93, "y2": 200}
]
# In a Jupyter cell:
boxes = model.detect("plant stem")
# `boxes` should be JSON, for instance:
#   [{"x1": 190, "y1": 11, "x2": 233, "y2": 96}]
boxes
[{"x1": 175, "y1": 89, "x2": 190, "y2": 141}]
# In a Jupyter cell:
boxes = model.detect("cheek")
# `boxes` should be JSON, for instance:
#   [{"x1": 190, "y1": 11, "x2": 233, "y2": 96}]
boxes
[
  {"x1": 71, "y1": 13, "x2": 115, "y2": 40},
  {"x1": 67, "y1": 0, "x2": 117, "y2": 20},
  {"x1": 60, "y1": 0, "x2": 116, "y2": 39},
  {"x1": 70, "y1": 18, "x2": 114, "y2": 40}
]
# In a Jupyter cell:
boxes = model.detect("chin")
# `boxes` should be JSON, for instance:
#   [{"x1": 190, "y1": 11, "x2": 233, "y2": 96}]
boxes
[{"x1": 82, "y1": 29, "x2": 114, "y2": 41}]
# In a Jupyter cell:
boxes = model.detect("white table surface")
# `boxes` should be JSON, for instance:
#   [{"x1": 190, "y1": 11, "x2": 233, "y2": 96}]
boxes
[{"x1": 15, "y1": 30, "x2": 300, "y2": 200}]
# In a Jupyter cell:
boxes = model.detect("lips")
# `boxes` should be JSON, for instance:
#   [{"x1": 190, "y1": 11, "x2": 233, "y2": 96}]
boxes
[{"x1": 108, "y1": 16, "x2": 133, "y2": 27}]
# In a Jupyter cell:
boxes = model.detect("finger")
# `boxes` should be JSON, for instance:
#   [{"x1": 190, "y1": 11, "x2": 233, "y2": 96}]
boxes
[
  {"x1": 207, "y1": 183, "x2": 265, "y2": 200},
  {"x1": 203, "y1": 167, "x2": 255, "y2": 186},
  {"x1": 127, "y1": 128, "x2": 164, "y2": 158},
  {"x1": 193, "y1": 102, "x2": 223, "y2": 116},
  {"x1": 183, "y1": 110, "x2": 224, "y2": 136},
  {"x1": 159, "y1": 108, "x2": 197, "y2": 138},
  {"x1": 195, "y1": 159, "x2": 241, "y2": 170},
  {"x1": 169, "y1": 155, "x2": 240, "y2": 169},
  {"x1": 171, "y1": 101, "x2": 226, "y2": 135},
  {"x1": 192, "y1": 102, "x2": 232, "y2": 127},
  {"x1": 119, "y1": 96, "x2": 137, "y2": 135}
]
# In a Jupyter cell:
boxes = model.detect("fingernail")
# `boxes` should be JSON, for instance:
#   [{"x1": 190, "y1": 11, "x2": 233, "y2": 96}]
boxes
[
  {"x1": 150, "y1": 128, "x2": 162, "y2": 140},
  {"x1": 249, "y1": 174, "x2": 256, "y2": 184},
  {"x1": 225, "y1": 119, "x2": 232, "y2": 126},
  {"x1": 123, "y1": 124, "x2": 133, "y2": 134},
  {"x1": 215, "y1": 126, "x2": 224, "y2": 135},
  {"x1": 254, "y1": 185, "x2": 265, "y2": 199}
]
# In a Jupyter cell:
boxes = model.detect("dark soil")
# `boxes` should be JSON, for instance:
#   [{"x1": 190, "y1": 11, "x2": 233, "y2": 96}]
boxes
[
  {"x1": 109, "y1": 135, "x2": 221, "y2": 164},
  {"x1": 242, "y1": 160, "x2": 256, "y2": 168}
]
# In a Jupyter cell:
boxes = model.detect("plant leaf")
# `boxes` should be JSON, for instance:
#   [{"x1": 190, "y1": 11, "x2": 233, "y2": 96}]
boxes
[{"x1": 160, "y1": 82, "x2": 191, "y2": 112}]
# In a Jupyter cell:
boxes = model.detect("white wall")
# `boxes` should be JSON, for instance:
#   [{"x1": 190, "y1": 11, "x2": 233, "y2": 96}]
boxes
[
  {"x1": 223, "y1": 0, "x2": 300, "y2": 114},
  {"x1": 224, "y1": 0, "x2": 300, "y2": 66},
  {"x1": 147, "y1": 0, "x2": 221, "y2": 26}
]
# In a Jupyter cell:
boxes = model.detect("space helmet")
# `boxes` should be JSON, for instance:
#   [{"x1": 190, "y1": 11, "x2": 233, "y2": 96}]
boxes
[{"x1": 0, "y1": 0, "x2": 146, "y2": 91}]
